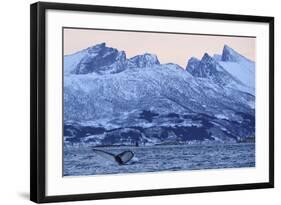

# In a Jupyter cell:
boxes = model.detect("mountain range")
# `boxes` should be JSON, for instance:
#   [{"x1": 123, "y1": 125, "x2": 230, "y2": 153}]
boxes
[{"x1": 63, "y1": 43, "x2": 255, "y2": 146}]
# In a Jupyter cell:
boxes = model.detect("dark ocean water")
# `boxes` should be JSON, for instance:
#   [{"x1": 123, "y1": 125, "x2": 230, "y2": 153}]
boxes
[{"x1": 64, "y1": 143, "x2": 255, "y2": 176}]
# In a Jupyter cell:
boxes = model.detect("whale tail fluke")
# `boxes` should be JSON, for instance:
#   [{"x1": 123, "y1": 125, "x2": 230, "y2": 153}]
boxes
[{"x1": 92, "y1": 149, "x2": 134, "y2": 165}]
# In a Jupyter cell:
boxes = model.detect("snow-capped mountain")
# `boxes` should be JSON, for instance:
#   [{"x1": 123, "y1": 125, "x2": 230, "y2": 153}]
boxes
[
  {"x1": 64, "y1": 43, "x2": 161, "y2": 75},
  {"x1": 186, "y1": 45, "x2": 255, "y2": 94},
  {"x1": 64, "y1": 43, "x2": 128, "y2": 75},
  {"x1": 186, "y1": 53, "x2": 243, "y2": 87},
  {"x1": 64, "y1": 43, "x2": 255, "y2": 146}
]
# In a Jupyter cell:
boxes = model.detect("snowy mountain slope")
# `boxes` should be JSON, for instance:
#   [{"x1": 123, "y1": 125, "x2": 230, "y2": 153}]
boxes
[
  {"x1": 218, "y1": 45, "x2": 255, "y2": 88},
  {"x1": 64, "y1": 49, "x2": 87, "y2": 75},
  {"x1": 218, "y1": 61, "x2": 255, "y2": 92},
  {"x1": 64, "y1": 62, "x2": 253, "y2": 121}
]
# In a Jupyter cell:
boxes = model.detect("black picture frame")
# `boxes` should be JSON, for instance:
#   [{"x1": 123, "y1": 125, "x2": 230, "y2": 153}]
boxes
[{"x1": 30, "y1": 1, "x2": 274, "y2": 203}]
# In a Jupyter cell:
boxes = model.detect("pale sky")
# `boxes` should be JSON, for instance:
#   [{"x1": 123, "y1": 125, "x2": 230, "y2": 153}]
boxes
[{"x1": 64, "y1": 28, "x2": 255, "y2": 68}]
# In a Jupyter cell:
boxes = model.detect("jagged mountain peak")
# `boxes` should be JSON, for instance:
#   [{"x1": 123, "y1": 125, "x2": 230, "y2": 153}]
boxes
[
  {"x1": 72, "y1": 43, "x2": 126, "y2": 74},
  {"x1": 202, "y1": 52, "x2": 211, "y2": 60},
  {"x1": 201, "y1": 53, "x2": 217, "y2": 64},
  {"x1": 129, "y1": 52, "x2": 160, "y2": 68},
  {"x1": 65, "y1": 43, "x2": 165, "y2": 75},
  {"x1": 86, "y1": 42, "x2": 106, "y2": 53},
  {"x1": 116, "y1": 50, "x2": 126, "y2": 61},
  {"x1": 185, "y1": 57, "x2": 200, "y2": 73},
  {"x1": 130, "y1": 53, "x2": 159, "y2": 62},
  {"x1": 186, "y1": 52, "x2": 223, "y2": 77},
  {"x1": 188, "y1": 57, "x2": 200, "y2": 62},
  {"x1": 185, "y1": 45, "x2": 255, "y2": 93},
  {"x1": 221, "y1": 44, "x2": 250, "y2": 62},
  {"x1": 91, "y1": 42, "x2": 106, "y2": 48}
]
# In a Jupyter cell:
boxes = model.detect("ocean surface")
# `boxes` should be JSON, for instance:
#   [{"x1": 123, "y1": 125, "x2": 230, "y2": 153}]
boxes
[{"x1": 64, "y1": 143, "x2": 255, "y2": 176}]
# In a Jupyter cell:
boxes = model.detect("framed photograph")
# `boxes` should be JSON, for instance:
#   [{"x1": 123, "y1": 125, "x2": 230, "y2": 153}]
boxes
[{"x1": 30, "y1": 2, "x2": 274, "y2": 203}]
